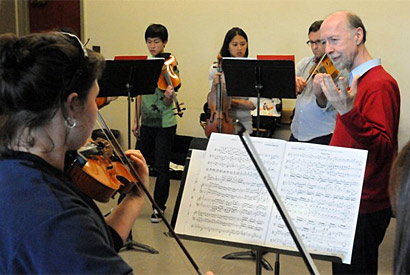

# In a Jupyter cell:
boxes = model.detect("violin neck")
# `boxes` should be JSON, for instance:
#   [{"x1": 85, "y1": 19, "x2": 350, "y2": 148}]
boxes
[
  {"x1": 216, "y1": 81, "x2": 223, "y2": 132},
  {"x1": 216, "y1": 54, "x2": 223, "y2": 71},
  {"x1": 163, "y1": 71, "x2": 174, "y2": 89},
  {"x1": 162, "y1": 71, "x2": 184, "y2": 117}
]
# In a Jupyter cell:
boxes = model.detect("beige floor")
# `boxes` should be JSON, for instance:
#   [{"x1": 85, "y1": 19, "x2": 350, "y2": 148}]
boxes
[
  {"x1": 97, "y1": 126, "x2": 395, "y2": 274},
  {"x1": 97, "y1": 177, "x2": 395, "y2": 275}
]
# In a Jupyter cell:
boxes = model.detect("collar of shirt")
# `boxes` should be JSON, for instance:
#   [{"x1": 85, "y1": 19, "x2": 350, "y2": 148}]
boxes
[{"x1": 349, "y1": 58, "x2": 381, "y2": 86}]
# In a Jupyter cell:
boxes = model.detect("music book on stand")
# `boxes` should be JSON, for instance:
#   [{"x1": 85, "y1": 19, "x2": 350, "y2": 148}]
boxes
[{"x1": 173, "y1": 133, "x2": 368, "y2": 264}]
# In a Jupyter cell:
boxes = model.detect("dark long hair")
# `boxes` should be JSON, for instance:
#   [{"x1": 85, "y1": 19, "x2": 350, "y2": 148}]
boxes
[
  {"x1": 219, "y1": 27, "x2": 249, "y2": 57},
  {"x1": 0, "y1": 32, "x2": 105, "y2": 153}
]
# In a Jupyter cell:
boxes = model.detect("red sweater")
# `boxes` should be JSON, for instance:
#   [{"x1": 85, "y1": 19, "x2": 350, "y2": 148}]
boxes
[{"x1": 330, "y1": 65, "x2": 400, "y2": 214}]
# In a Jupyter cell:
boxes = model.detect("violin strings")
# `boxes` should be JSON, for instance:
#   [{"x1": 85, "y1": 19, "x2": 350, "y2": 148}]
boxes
[
  {"x1": 306, "y1": 53, "x2": 327, "y2": 83},
  {"x1": 95, "y1": 119, "x2": 132, "y2": 174}
]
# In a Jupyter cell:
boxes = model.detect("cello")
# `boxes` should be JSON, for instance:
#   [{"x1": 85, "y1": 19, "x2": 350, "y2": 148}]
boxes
[{"x1": 204, "y1": 56, "x2": 234, "y2": 137}]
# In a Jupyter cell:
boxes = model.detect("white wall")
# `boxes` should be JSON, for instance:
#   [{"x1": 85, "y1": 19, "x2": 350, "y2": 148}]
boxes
[{"x1": 83, "y1": 0, "x2": 409, "y2": 149}]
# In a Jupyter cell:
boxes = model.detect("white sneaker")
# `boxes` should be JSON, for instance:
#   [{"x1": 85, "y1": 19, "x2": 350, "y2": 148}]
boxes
[{"x1": 150, "y1": 209, "x2": 163, "y2": 223}]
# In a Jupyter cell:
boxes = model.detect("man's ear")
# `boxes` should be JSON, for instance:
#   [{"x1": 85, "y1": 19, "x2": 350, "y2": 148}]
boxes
[{"x1": 355, "y1": 27, "x2": 364, "y2": 45}]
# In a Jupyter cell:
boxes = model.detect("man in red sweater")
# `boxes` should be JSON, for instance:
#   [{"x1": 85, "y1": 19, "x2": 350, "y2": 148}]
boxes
[{"x1": 313, "y1": 11, "x2": 401, "y2": 274}]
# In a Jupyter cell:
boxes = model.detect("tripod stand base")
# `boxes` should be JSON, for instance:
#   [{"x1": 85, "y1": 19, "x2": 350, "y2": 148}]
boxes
[
  {"x1": 222, "y1": 250, "x2": 273, "y2": 271},
  {"x1": 120, "y1": 238, "x2": 159, "y2": 254}
]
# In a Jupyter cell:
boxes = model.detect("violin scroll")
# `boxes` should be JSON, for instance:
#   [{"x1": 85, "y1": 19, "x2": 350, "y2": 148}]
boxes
[
  {"x1": 157, "y1": 55, "x2": 181, "y2": 90},
  {"x1": 95, "y1": 96, "x2": 118, "y2": 109}
]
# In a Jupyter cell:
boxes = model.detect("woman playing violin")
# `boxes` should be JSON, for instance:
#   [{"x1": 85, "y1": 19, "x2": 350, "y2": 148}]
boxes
[
  {"x1": 208, "y1": 27, "x2": 257, "y2": 134},
  {"x1": 0, "y1": 32, "x2": 149, "y2": 273}
]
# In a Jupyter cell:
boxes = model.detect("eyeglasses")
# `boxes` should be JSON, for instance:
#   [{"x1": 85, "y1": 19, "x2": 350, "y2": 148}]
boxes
[{"x1": 306, "y1": 40, "x2": 325, "y2": 46}]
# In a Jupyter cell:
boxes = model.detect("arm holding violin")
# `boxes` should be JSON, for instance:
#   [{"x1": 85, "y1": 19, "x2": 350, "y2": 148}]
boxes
[
  {"x1": 162, "y1": 85, "x2": 174, "y2": 107},
  {"x1": 295, "y1": 76, "x2": 307, "y2": 94},
  {"x1": 159, "y1": 58, "x2": 180, "y2": 107},
  {"x1": 295, "y1": 56, "x2": 314, "y2": 95},
  {"x1": 105, "y1": 150, "x2": 149, "y2": 243}
]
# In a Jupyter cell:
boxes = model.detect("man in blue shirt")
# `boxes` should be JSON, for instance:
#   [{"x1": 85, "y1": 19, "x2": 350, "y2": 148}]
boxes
[{"x1": 290, "y1": 20, "x2": 348, "y2": 145}]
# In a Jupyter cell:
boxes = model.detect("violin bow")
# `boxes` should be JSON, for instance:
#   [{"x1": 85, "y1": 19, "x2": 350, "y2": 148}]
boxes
[{"x1": 96, "y1": 111, "x2": 203, "y2": 275}]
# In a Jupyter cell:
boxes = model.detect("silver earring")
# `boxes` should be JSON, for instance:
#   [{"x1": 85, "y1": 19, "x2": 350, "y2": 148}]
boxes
[{"x1": 65, "y1": 117, "x2": 76, "y2": 129}]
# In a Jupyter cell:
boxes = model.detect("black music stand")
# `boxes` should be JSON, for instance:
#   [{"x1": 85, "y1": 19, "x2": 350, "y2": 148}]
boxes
[
  {"x1": 222, "y1": 57, "x2": 296, "y2": 136},
  {"x1": 98, "y1": 59, "x2": 163, "y2": 254},
  {"x1": 98, "y1": 58, "x2": 164, "y2": 149},
  {"x1": 222, "y1": 57, "x2": 296, "y2": 269}
]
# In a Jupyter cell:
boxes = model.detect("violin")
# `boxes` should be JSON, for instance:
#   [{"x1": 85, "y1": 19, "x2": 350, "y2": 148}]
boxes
[
  {"x1": 95, "y1": 97, "x2": 118, "y2": 109},
  {"x1": 67, "y1": 112, "x2": 203, "y2": 274},
  {"x1": 67, "y1": 138, "x2": 136, "y2": 203},
  {"x1": 306, "y1": 53, "x2": 339, "y2": 82},
  {"x1": 96, "y1": 97, "x2": 109, "y2": 109},
  {"x1": 204, "y1": 56, "x2": 235, "y2": 137},
  {"x1": 157, "y1": 53, "x2": 185, "y2": 117}
]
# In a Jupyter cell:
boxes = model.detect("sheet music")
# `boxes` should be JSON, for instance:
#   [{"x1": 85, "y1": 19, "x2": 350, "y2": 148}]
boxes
[
  {"x1": 175, "y1": 133, "x2": 367, "y2": 264},
  {"x1": 266, "y1": 142, "x2": 366, "y2": 263},
  {"x1": 175, "y1": 149, "x2": 205, "y2": 233}
]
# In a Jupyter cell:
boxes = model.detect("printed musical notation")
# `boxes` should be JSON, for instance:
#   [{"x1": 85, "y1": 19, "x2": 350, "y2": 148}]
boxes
[{"x1": 175, "y1": 134, "x2": 367, "y2": 264}]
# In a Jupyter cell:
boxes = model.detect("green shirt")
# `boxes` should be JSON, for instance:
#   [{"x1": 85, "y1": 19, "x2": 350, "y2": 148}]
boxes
[{"x1": 140, "y1": 87, "x2": 177, "y2": 128}]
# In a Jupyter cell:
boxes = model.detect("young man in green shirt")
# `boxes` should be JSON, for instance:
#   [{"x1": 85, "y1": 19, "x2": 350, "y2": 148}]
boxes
[{"x1": 132, "y1": 24, "x2": 179, "y2": 223}]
